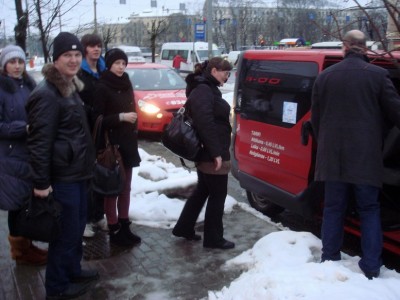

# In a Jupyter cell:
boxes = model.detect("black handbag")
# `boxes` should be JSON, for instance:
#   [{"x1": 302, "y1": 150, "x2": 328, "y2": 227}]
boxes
[
  {"x1": 161, "y1": 106, "x2": 202, "y2": 162},
  {"x1": 15, "y1": 194, "x2": 62, "y2": 243},
  {"x1": 92, "y1": 115, "x2": 126, "y2": 196}
]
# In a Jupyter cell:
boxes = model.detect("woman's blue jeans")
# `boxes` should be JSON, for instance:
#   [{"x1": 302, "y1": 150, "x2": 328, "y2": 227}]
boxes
[
  {"x1": 321, "y1": 181, "x2": 382, "y2": 273},
  {"x1": 45, "y1": 181, "x2": 88, "y2": 295}
]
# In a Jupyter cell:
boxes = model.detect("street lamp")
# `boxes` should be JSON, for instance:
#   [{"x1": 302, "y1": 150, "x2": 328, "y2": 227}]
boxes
[
  {"x1": 94, "y1": 0, "x2": 98, "y2": 33},
  {"x1": 206, "y1": 0, "x2": 213, "y2": 58},
  {"x1": 0, "y1": 19, "x2": 6, "y2": 48}
]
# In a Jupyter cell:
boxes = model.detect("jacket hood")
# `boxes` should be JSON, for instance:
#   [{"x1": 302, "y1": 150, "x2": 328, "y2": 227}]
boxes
[
  {"x1": 185, "y1": 72, "x2": 220, "y2": 97},
  {"x1": 0, "y1": 73, "x2": 36, "y2": 94},
  {"x1": 42, "y1": 63, "x2": 84, "y2": 97},
  {"x1": 80, "y1": 56, "x2": 106, "y2": 79}
]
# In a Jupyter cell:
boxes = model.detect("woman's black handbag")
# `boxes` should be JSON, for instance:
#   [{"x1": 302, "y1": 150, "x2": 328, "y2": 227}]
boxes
[
  {"x1": 92, "y1": 115, "x2": 126, "y2": 196},
  {"x1": 15, "y1": 194, "x2": 62, "y2": 243},
  {"x1": 161, "y1": 107, "x2": 202, "y2": 162}
]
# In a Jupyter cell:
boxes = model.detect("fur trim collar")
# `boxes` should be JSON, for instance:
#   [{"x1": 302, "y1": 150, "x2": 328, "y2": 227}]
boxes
[
  {"x1": 0, "y1": 74, "x2": 36, "y2": 94},
  {"x1": 42, "y1": 63, "x2": 84, "y2": 97}
]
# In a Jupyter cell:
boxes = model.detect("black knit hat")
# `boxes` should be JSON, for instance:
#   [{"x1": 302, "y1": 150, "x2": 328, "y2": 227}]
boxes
[
  {"x1": 105, "y1": 48, "x2": 128, "y2": 69},
  {"x1": 52, "y1": 32, "x2": 84, "y2": 62}
]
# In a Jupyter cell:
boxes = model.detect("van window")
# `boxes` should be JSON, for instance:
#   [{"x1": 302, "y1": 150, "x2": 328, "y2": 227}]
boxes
[
  {"x1": 197, "y1": 49, "x2": 221, "y2": 61},
  {"x1": 161, "y1": 50, "x2": 189, "y2": 60},
  {"x1": 237, "y1": 60, "x2": 318, "y2": 128}
]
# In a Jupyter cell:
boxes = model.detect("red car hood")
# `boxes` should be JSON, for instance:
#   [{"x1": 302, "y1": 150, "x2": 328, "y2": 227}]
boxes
[{"x1": 134, "y1": 89, "x2": 187, "y2": 108}]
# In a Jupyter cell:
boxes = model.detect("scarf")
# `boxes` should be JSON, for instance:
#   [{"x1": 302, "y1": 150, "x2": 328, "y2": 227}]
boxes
[{"x1": 100, "y1": 70, "x2": 132, "y2": 91}]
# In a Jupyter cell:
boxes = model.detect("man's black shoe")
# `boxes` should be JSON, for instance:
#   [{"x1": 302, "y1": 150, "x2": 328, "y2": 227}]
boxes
[
  {"x1": 172, "y1": 229, "x2": 201, "y2": 241},
  {"x1": 358, "y1": 261, "x2": 380, "y2": 280},
  {"x1": 46, "y1": 282, "x2": 90, "y2": 299},
  {"x1": 364, "y1": 270, "x2": 380, "y2": 280},
  {"x1": 203, "y1": 238, "x2": 235, "y2": 249},
  {"x1": 71, "y1": 269, "x2": 100, "y2": 284}
]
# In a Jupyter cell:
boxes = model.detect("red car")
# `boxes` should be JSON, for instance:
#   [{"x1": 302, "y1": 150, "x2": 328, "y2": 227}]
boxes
[{"x1": 125, "y1": 62, "x2": 187, "y2": 133}]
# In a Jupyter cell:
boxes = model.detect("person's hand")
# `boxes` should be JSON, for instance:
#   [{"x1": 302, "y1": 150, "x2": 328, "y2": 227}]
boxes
[
  {"x1": 121, "y1": 112, "x2": 137, "y2": 124},
  {"x1": 34, "y1": 186, "x2": 52, "y2": 198},
  {"x1": 214, "y1": 156, "x2": 222, "y2": 171}
]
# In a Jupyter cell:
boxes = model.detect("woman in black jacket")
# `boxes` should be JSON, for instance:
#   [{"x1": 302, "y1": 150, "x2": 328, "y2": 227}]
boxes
[
  {"x1": 172, "y1": 57, "x2": 234, "y2": 249},
  {"x1": 94, "y1": 48, "x2": 141, "y2": 247}
]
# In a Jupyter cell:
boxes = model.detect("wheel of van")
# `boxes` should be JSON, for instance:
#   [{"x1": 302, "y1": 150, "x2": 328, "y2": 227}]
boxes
[{"x1": 246, "y1": 191, "x2": 285, "y2": 217}]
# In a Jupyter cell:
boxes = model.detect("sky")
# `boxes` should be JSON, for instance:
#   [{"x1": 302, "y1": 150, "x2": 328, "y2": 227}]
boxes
[
  {"x1": 1, "y1": 0, "x2": 371, "y2": 38},
  {"x1": 0, "y1": 0, "x2": 203, "y2": 37},
  {"x1": 129, "y1": 144, "x2": 400, "y2": 300}
]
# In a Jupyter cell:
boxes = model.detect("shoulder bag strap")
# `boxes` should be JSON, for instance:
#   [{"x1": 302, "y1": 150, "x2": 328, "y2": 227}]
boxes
[{"x1": 92, "y1": 115, "x2": 103, "y2": 145}]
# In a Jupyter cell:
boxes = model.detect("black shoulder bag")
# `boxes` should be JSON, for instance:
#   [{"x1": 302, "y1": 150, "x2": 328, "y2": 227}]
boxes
[
  {"x1": 161, "y1": 106, "x2": 202, "y2": 167},
  {"x1": 92, "y1": 115, "x2": 126, "y2": 196}
]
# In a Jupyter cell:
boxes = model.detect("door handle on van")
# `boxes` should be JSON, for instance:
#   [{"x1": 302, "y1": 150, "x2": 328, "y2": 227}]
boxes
[
  {"x1": 234, "y1": 107, "x2": 249, "y2": 119},
  {"x1": 240, "y1": 113, "x2": 249, "y2": 119},
  {"x1": 301, "y1": 120, "x2": 313, "y2": 146}
]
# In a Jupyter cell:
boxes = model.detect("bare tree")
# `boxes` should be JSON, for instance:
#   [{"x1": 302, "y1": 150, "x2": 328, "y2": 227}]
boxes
[
  {"x1": 99, "y1": 23, "x2": 120, "y2": 52},
  {"x1": 147, "y1": 18, "x2": 169, "y2": 62},
  {"x1": 14, "y1": 0, "x2": 28, "y2": 51},
  {"x1": 29, "y1": 0, "x2": 82, "y2": 62},
  {"x1": 321, "y1": 0, "x2": 399, "y2": 52}
]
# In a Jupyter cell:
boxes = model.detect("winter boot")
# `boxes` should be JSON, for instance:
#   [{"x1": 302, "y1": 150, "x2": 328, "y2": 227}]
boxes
[
  {"x1": 119, "y1": 218, "x2": 141, "y2": 245},
  {"x1": 108, "y1": 223, "x2": 136, "y2": 247},
  {"x1": 8, "y1": 235, "x2": 47, "y2": 265}
]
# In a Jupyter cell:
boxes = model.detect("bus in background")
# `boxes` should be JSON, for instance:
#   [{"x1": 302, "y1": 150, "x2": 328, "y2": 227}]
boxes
[{"x1": 160, "y1": 42, "x2": 221, "y2": 74}]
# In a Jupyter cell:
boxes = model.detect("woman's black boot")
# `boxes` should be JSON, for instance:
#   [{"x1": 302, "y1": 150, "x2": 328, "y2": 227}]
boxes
[
  {"x1": 108, "y1": 223, "x2": 135, "y2": 247},
  {"x1": 118, "y1": 218, "x2": 141, "y2": 245}
]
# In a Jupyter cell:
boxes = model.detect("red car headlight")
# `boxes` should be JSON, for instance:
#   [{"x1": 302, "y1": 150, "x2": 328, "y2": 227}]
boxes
[{"x1": 138, "y1": 99, "x2": 160, "y2": 114}]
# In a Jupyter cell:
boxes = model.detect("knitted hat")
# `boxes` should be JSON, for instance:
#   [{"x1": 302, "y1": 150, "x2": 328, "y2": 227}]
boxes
[
  {"x1": 105, "y1": 48, "x2": 128, "y2": 69},
  {"x1": 0, "y1": 45, "x2": 26, "y2": 69},
  {"x1": 52, "y1": 32, "x2": 84, "y2": 62}
]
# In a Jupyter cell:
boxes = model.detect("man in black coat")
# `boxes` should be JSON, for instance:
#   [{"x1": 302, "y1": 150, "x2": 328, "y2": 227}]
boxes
[
  {"x1": 311, "y1": 30, "x2": 400, "y2": 279},
  {"x1": 26, "y1": 32, "x2": 98, "y2": 299}
]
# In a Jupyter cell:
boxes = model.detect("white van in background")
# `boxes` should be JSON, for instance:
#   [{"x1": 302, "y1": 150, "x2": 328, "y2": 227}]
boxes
[
  {"x1": 160, "y1": 42, "x2": 221, "y2": 74},
  {"x1": 311, "y1": 41, "x2": 382, "y2": 51},
  {"x1": 116, "y1": 45, "x2": 146, "y2": 63},
  {"x1": 226, "y1": 50, "x2": 241, "y2": 66}
]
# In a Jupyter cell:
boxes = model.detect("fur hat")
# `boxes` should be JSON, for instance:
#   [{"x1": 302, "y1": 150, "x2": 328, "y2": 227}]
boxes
[
  {"x1": 0, "y1": 45, "x2": 26, "y2": 69},
  {"x1": 52, "y1": 32, "x2": 84, "y2": 62},
  {"x1": 105, "y1": 48, "x2": 128, "y2": 69}
]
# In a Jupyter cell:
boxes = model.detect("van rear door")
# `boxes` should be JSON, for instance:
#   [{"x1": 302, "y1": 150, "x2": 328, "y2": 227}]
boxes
[{"x1": 234, "y1": 57, "x2": 319, "y2": 196}]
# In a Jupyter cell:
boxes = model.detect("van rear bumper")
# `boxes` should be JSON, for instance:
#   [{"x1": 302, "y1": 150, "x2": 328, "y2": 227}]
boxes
[{"x1": 237, "y1": 170, "x2": 323, "y2": 219}]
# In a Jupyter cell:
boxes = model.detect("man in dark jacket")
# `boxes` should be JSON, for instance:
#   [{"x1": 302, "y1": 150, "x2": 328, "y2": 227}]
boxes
[
  {"x1": 311, "y1": 30, "x2": 400, "y2": 280},
  {"x1": 77, "y1": 33, "x2": 107, "y2": 238},
  {"x1": 26, "y1": 32, "x2": 98, "y2": 299}
]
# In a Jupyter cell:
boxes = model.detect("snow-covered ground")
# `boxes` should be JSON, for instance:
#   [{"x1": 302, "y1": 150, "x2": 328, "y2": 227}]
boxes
[{"x1": 128, "y1": 148, "x2": 400, "y2": 300}]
